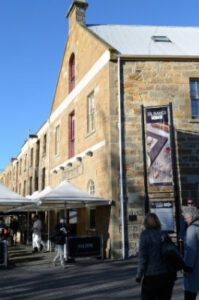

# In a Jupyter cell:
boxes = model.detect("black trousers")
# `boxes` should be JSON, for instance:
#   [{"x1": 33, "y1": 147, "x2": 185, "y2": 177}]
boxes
[
  {"x1": 184, "y1": 290, "x2": 197, "y2": 300},
  {"x1": 141, "y1": 273, "x2": 175, "y2": 300}
]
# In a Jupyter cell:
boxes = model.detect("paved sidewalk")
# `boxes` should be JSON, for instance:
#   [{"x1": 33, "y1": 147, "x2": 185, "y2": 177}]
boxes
[{"x1": 0, "y1": 246, "x2": 197, "y2": 300}]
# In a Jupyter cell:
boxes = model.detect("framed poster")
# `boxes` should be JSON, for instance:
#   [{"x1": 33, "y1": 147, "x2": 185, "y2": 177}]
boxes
[
  {"x1": 150, "y1": 201, "x2": 175, "y2": 232},
  {"x1": 145, "y1": 107, "x2": 173, "y2": 185}
]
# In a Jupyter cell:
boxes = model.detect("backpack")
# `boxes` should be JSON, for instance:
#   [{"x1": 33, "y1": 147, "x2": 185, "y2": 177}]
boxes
[{"x1": 161, "y1": 234, "x2": 184, "y2": 272}]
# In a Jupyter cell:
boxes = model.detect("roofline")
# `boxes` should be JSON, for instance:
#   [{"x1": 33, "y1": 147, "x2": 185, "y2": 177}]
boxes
[
  {"x1": 115, "y1": 54, "x2": 199, "y2": 61},
  {"x1": 87, "y1": 24, "x2": 199, "y2": 30},
  {"x1": 82, "y1": 24, "x2": 116, "y2": 52}
]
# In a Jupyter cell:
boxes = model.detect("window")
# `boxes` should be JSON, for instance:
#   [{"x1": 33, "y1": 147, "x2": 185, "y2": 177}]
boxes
[
  {"x1": 69, "y1": 209, "x2": 77, "y2": 224},
  {"x1": 43, "y1": 134, "x2": 47, "y2": 156},
  {"x1": 89, "y1": 208, "x2": 96, "y2": 229},
  {"x1": 41, "y1": 168, "x2": 46, "y2": 190},
  {"x1": 151, "y1": 36, "x2": 171, "y2": 43},
  {"x1": 34, "y1": 170, "x2": 39, "y2": 191},
  {"x1": 23, "y1": 180, "x2": 26, "y2": 196},
  {"x1": 87, "y1": 91, "x2": 95, "y2": 134},
  {"x1": 55, "y1": 125, "x2": 60, "y2": 156},
  {"x1": 29, "y1": 176, "x2": 33, "y2": 195},
  {"x1": 87, "y1": 179, "x2": 96, "y2": 229},
  {"x1": 69, "y1": 53, "x2": 75, "y2": 92},
  {"x1": 69, "y1": 111, "x2": 75, "y2": 158},
  {"x1": 19, "y1": 159, "x2": 22, "y2": 175},
  {"x1": 24, "y1": 154, "x2": 27, "y2": 171},
  {"x1": 87, "y1": 179, "x2": 95, "y2": 195},
  {"x1": 87, "y1": 180, "x2": 96, "y2": 229},
  {"x1": 30, "y1": 148, "x2": 34, "y2": 167},
  {"x1": 36, "y1": 140, "x2": 40, "y2": 167},
  {"x1": 190, "y1": 80, "x2": 199, "y2": 118}
]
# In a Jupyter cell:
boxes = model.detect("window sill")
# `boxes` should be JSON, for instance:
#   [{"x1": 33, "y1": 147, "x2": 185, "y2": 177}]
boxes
[
  {"x1": 85, "y1": 130, "x2": 96, "y2": 139},
  {"x1": 189, "y1": 118, "x2": 199, "y2": 123}
]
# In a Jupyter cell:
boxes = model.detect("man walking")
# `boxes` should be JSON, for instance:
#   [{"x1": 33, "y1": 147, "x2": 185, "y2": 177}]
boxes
[{"x1": 32, "y1": 215, "x2": 43, "y2": 253}]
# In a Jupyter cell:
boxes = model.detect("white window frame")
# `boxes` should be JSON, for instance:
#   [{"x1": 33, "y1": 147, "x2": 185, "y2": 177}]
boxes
[
  {"x1": 87, "y1": 91, "x2": 95, "y2": 134},
  {"x1": 55, "y1": 124, "x2": 60, "y2": 156}
]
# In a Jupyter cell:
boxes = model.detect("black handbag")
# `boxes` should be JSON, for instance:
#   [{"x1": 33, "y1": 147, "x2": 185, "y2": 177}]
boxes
[{"x1": 161, "y1": 234, "x2": 184, "y2": 272}]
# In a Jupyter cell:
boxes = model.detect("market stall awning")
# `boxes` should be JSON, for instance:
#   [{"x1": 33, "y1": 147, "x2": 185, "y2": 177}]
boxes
[
  {"x1": 0, "y1": 182, "x2": 38, "y2": 211},
  {"x1": 27, "y1": 186, "x2": 52, "y2": 200},
  {"x1": 38, "y1": 181, "x2": 112, "y2": 209}
]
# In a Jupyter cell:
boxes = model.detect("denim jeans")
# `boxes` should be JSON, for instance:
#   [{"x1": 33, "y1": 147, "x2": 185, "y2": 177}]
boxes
[{"x1": 53, "y1": 244, "x2": 65, "y2": 265}]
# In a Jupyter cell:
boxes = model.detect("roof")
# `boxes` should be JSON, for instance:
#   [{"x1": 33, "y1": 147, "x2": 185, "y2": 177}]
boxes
[{"x1": 88, "y1": 24, "x2": 199, "y2": 57}]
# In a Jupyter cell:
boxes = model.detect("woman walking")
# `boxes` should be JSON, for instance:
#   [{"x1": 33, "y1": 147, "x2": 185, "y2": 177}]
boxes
[
  {"x1": 136, "y1": 213, "x2": 176, "y2": 300},
  {"x1": 52, "y1": 218, "x2": 68, "y2": 267}
]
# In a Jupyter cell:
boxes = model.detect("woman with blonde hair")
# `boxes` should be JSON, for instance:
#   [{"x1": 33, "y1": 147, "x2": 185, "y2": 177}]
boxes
[{"x1": 136, "y1": 213, "x2": 176, "y2": 300}]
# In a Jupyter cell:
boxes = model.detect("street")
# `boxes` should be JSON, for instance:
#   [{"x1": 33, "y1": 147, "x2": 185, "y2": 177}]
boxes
[{"x1": 0, "y1": 246, "x2": 191, "y2": 300}]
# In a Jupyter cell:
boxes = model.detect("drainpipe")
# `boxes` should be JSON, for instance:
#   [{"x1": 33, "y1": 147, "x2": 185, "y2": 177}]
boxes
[{"x1": 117, "y1": 56, "x2": 126, "y2": 259}]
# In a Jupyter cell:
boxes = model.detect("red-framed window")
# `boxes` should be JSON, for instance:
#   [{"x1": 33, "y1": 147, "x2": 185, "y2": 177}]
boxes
[
  {"x1": 69, "y1": 53, "x2": 75, "y2": 92},
  {"x1": 69, "y1": 111, "x2": 75, "y2": 158}
]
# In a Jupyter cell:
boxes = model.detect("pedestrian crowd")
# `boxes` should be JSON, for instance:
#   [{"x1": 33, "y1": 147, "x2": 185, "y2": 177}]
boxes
[
  {"x1": 136, "y1": 199, "x2": 199, "y2": 300},
  {"x1": 0, "y1": 199, "x2": 198, "y2": 299},
  {"x1": 0, "y1": 213, "x2": 71, "y2": 267}
]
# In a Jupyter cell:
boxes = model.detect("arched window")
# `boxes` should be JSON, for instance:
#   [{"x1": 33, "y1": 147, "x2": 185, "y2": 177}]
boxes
[
  {"x1": 69, "y1": 53, "x2": 75, "y2": 92},
  {"x1": 87, "y1": 179, "x2": 95, "y2": 195}
]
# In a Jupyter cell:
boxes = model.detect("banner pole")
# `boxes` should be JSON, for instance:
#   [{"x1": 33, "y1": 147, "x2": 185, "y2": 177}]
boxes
[
  {"x1": 169, "y1": 103, "x2": 181, "y2": 238},
  {"x1": 141, "y1": 105, "x2": 149, "y2": 214}
]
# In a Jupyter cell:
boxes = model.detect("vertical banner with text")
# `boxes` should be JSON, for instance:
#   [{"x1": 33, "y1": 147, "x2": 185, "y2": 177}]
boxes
[{"x1": 145, "y1": 106, "x2": 173, "y2": 185}]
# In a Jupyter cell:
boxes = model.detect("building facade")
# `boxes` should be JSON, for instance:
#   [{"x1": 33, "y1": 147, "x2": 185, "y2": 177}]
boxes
[{"x1": 1, "y1": 0, "x2": 199, "y2": 258}]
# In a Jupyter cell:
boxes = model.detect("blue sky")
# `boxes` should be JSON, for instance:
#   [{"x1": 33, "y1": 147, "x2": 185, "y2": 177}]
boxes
[{"x1": 1, "y1": 0, "x2": 199, "y2": 170}]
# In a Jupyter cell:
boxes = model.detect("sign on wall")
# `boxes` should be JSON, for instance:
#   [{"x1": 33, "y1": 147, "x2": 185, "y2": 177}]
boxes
[
  {"x1": 150, "y1": 201, "x2": 175, "y2": 232},
  {"x1": 145, "y1": 106, "x2": 173, "y2": 185}
]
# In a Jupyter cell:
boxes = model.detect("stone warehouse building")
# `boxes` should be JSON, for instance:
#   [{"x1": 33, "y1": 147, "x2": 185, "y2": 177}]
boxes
[{"x1": 1, "y1": 0, "x2": 199, "y2": 258}]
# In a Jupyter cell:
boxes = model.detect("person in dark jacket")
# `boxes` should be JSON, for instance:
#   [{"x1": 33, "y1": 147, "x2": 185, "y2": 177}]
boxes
[
  {"x1": 0, "y1": 217, "x2": 10, "y2": 241},
  {"x1": 52, "y1": 218, "x2": 68, "y2": 266},
  {"x1": 183, "y1": 207, "x2": 199, "y2": 300},
  {"x1": 179, "y1": 199, "x2": 195, "y2": 255},
  {"x1": 136, "y1": 213, "x2": 176, "y2": 300}
]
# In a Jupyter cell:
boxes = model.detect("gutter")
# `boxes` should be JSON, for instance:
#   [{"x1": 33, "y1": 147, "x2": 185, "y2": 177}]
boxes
[{"x1": 115, "y1": 54, "x2": 199, "y2": 61}]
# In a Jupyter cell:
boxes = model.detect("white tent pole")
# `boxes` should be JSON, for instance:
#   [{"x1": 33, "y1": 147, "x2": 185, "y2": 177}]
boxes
[
  {"x1": 64, "y1": 201, "x2": 67, "y2": 260},
  {"x1": 47, "y1": 209, "x2": 50, "y2": 251}
]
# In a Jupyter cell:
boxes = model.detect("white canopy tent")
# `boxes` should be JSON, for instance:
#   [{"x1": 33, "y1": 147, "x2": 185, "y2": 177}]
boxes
[
  {"x1": 39, "y1": 181, "x2": 111, "y2": 208},
  {"x1": 37, "y1": 181, "x2": 112, "y2": 254},
  {"x1": 27, "y1": 186, "x2": 52, "y2": 201},
  {"x1": 0, "y1": 182, "x2": 38, "y2": 211},
  {"x1": 0, "y1": 181, "x2": 112, "y2": 251}
]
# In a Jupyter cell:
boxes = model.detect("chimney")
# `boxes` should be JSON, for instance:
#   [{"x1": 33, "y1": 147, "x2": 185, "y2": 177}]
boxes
[{"x1": 67, "y1": 0, "x2": 88, "y2": 31}]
